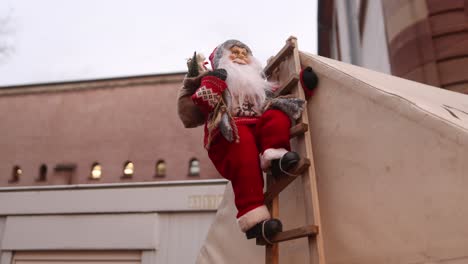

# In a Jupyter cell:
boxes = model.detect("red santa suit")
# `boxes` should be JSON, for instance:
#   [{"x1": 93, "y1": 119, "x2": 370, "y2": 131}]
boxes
[{"x1": 191, "y1": 40, "x2": 295, "y2": 232}]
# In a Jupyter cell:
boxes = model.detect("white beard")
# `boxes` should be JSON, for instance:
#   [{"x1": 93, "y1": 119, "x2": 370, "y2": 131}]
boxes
[{"x1": 217, "y1": 52, "x2": 274, "y2": 108}]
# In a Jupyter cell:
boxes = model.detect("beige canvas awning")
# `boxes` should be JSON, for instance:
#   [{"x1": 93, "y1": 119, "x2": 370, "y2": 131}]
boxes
[{"x1": 197, "y1": 51, "x2": 468, "y2": 264}]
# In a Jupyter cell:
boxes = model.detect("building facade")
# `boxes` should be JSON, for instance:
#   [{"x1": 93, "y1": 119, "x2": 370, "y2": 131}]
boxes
[
  {"x1": 0, "y1": 73, "x2": 220, "y2": 186},
  {"x1": 318, "y1": 0, "x2": 468, "y2": 94},
  {"x1": 0, "y1": 180, "x2": 226, "y2": 264},
  {"x1": 0, "y1": 73, "x2": 225, "y2": 263}
]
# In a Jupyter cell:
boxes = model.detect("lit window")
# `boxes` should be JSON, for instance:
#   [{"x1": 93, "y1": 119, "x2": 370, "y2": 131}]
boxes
[
  {"x1": 123, "y1": 161, "x2": 134, "y2": 178},
  {"x1": 189, "y1": 158, "x2": 200, "y2": 176},
  {"x1": 90, "y1": 162, "x2": 102, "y2": 180},
  {"x1": 155, "y1": 160, "x2": 166, "y2": 177},
  {"x1": 10, "y1": 165, "x2": 21, "y2": 183},
  {"x1": 37, "y1": 164, "x2": 47, "y2": 181}
]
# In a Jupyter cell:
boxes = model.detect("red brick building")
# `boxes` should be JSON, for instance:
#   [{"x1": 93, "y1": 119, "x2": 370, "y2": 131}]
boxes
[
  {"x1": 318, "y1": 0, "x2": 468, "y2": 94},
  {"x1": 0, "y1": 72, "x2": 220, "y2": 186}
]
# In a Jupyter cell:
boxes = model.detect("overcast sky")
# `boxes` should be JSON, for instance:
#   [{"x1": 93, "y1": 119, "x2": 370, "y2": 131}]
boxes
[{"x1": 0, "y1": 0, "x2": 317, "y2": 86}]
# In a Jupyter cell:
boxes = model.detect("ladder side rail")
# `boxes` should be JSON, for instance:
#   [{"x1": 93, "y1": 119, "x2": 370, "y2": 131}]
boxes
[
  {"x1": 264, "y1": 39, "x2": 295, "y2": 264},
  {"x1": 264, "y1": 38, "x2": 311, "y2": 264},
  {"x1": 288, "y1": 37, "x2": 327, "y2": 264},
  {"x1": 266, "y1": 172, "x2": 279, "y2": 264},
  {"x1": 263, "y1": 37, "x2": 326, "y2": 264}
]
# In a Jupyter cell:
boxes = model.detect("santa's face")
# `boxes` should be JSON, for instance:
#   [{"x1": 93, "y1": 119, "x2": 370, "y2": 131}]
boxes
[
  {"x1": 228, "y1": 46, "x2": 250, "y2": 65},
  {"x1": 217, "y1": 46, "x2": 274, "y2": 110}
]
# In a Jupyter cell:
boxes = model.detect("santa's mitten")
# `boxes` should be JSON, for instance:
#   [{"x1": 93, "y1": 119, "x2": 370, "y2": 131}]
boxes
[
  {"x1": 191, "y1": 75, "x2": 227, "y2": 114},
  {"x1": 205, "y1": 68, "x2": 227, "y2": 81},
  {"x1": 300, "y1": 66, "x2": 318, "y2": 99},
  {"x1": 181, "y1": 72, "x2": 208, "y2": 96}
]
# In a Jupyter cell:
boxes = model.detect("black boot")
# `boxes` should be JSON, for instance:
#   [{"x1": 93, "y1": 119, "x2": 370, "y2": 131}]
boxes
[
  {"x1": 271, "y1": 151, "x2": 300, "y2": 177},
  {"x1": 246, "y1": 218, "x2": 283, "y2": 242}
]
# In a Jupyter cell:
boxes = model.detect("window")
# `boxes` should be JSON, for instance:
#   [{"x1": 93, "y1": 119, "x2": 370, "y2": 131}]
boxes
[
  {"x1": 37, "y1": 164, "x2": 47, "y2": 181},
  {"x1": 155, "y1": 160, "x2": 166, "y2": 177},
  {"x1": 9, "y1": 165, "x2": 21, "y2": 183},
  {"x1": 13, "y1": 251, "x2": 141, "y2": 263},
  {"x1": 122, "y1": 161, "x2": 134, "y2": 178},
  {"x1": 188, "y1": 158, "x2": 200, "y2": 176},
  {"x1": 90, "y1": 162, "x2": 102, "y2": 180}
]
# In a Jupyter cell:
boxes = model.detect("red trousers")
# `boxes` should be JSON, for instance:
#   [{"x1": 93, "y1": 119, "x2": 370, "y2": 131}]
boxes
[{"x1": 207, "y1": 109, "x2": 291, "y2": 218}]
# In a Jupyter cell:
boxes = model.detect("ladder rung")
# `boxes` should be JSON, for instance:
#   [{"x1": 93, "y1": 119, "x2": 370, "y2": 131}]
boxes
[
  {"x1": 256, "y1": 225, "x2": 318, "y2": 245},
  {"x1": 264, "y1": 158, "x2": 310, "y2": 204},
  {"x1": 276, "y1": 74, "x2": 299, "y2": 96},
  {"x1": 264, "y1": 42, "x2": 295, "y2": 76},
  {"x1": 290, "y1": 123, "x2": 308, "y2": 138}
]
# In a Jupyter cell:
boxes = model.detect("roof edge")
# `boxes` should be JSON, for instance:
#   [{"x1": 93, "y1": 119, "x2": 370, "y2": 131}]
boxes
[{"x1": 0, "y1": 71, "x2": 187, "y2": 97}]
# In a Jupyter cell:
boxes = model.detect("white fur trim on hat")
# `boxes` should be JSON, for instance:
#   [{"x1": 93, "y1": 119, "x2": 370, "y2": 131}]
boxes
[
  {"x1": 260, "y1": 148, "x2": 288, "y2": 171},
  {"x1": 237, "y1": 205, "x2": 271, "y2": 232}
]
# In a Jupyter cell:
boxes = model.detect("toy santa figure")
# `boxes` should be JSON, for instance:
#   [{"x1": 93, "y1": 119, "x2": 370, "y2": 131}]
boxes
[{"x1": 178, "y1": 40, "x2": 306, "y2": 243}]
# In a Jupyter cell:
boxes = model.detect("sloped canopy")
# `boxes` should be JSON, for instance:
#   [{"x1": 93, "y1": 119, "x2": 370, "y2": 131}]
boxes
[{"x1": 197, "y1": 52, "x2": 468, "y2": 264}]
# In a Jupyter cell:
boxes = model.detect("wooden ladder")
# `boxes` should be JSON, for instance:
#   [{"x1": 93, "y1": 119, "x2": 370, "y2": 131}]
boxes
[{"x1": 259, "y1": 37, "x2": 326, "y2": 264}]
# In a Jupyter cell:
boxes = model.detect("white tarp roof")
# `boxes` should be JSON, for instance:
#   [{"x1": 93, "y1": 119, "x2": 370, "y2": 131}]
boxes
[{"x1": 197, "y1": 53, "x2": 468, "y2": 264}]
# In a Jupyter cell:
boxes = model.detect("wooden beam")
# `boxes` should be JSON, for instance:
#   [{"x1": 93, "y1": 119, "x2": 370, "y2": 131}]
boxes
[
  {"x1": 290, "y1": 37, "x2": 327, "y2": 264},
  {"x1": 264, "y1": 42, "x2": 295, "y2": 76},
  {"x1": 290, "y1": 123, "x2": 308, "y2": 138},
  {"x1": 359, "y1": 0, "x2": 368, "y2": 39},
  {"x1": 257, "y1": 225, "x2": 318, "y2": 245},
  {"x1": 265, "y1": 169, "x2": 279, "y2": 264},
  {"x1": 276, "y1": 74, "x2": 299, "y2": 96},
  {"x1": 318, "y1": 0, "x2": 335, "y2": 57},
  {"x1": 272, "y1": 225, "x2": 318, "y2": 243}
]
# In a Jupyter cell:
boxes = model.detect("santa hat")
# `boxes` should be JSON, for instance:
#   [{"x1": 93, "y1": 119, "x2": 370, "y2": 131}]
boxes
[{"x1": 209, "y1": 39, "x2": 253, "y2": 69}]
